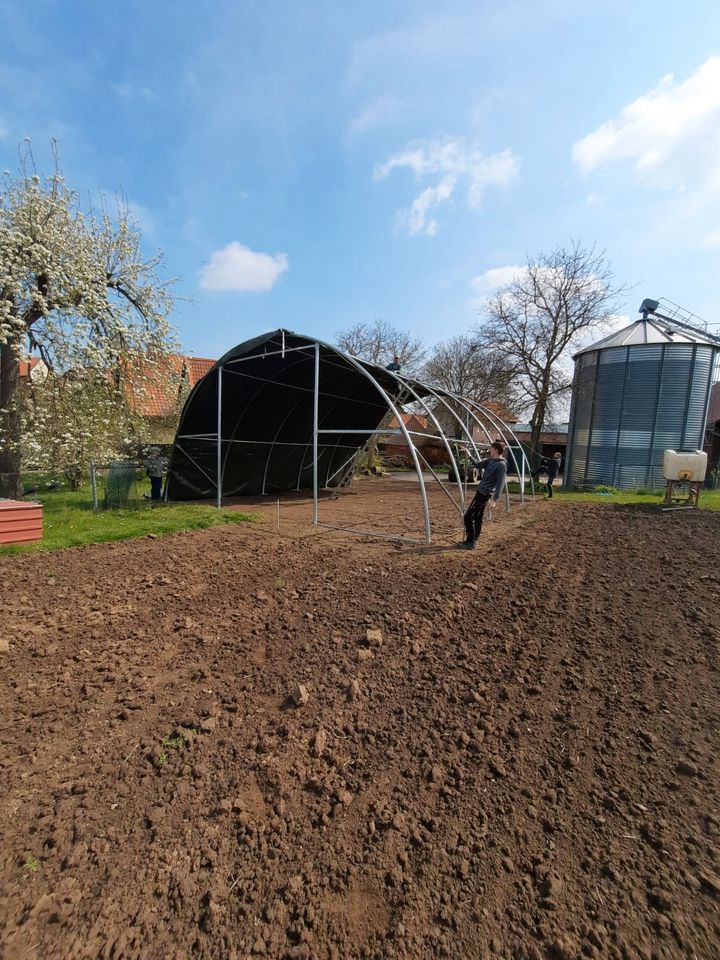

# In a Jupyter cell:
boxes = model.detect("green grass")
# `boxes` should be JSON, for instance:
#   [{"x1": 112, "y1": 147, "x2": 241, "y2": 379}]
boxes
[
  {"x1": 378, "y1": 470, "x2": 720, "y2": 509},
  {"x1": 1, "y1": 486, "x2": 258, "y2": 554},
  {"x1": 549, "y1": 488, "x2": 720, "y2": 510}
]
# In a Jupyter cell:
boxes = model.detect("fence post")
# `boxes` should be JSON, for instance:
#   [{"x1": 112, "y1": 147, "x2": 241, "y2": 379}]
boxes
[{"x1": 90, "y1": 461, "x2": 98, "y2": 510}]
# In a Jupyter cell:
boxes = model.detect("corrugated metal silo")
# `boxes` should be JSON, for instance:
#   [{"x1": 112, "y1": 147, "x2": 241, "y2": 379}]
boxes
[{"x1": 565, "y1": 308, "x2": 720, "y2": 490}]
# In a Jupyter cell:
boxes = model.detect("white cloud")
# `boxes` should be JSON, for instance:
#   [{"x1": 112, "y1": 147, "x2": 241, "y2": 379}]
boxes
[
  {"x1": 375, "y1": 138, "x2": 519, "y2": 235},
  {"x1": 403, "y1": 175, "x2": 456, "y2": 236},
  {"x1": 608, "y1": 312, "x2": 630, "y2": 331},
  {"x1": 705, "y1": 227, "x2": 720, "y2": 247},
  {"x1": 470, "y1": 265, "x2": 525, "y2": 295},
  {"x1": 572, "y1": 57, "x2": 720, "y2": 191},
  {"x1": 471, "y1": 264, "x2": 614, "y2": 299},
  {"x1": 574, "y1": 313, "x2": 630, "y2": 353},
  {"x1": 199, "y1": 242, "x2": 289, "y2": 292},
  {"x1": 347, "y1": 96, "x2": 402, "y2": 137}
]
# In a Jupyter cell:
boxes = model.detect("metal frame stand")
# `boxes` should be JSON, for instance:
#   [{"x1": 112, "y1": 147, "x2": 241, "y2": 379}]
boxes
[{"x1": 662, "y1": 479, "x2": 701, "y2": 511}]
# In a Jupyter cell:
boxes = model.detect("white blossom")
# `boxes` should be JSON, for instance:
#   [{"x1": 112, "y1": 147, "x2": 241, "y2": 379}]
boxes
[{"x1": 0, "y1": 159, "x2": 178, "y2": 493}]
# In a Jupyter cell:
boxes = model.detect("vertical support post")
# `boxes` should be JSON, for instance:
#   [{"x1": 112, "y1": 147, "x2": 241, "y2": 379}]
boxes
[
  {"x1": 647, "y1": 344, "x2": 667, "y2": 489},
  {"x1": 582, "y1": 351, "x2": 601, "y2": 490},
  {"x1": 464, "y1": 411, "x2": 469, "y2": 503},
  {"x1": 90, "y1": 461, "x2": 98, "y2": 510},
  {"x1": 312, "y1": 342, "x2": 320, "y2": 525},
  {"x1": 679, "y1": 345, "x2": 697, "y2": 452},
  {"x1": 611, "y1": 347, "x2": 630, "y2": 488},
  {"x1": 216, "y1": 366, "x2": 223, "y2": 509}
]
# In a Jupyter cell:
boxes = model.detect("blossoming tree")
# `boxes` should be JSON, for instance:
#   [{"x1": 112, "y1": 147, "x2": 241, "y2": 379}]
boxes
[
  {"x1": 22, "y1": 372, "x2": 151, "y2": 490},
  {"x1": 0, "y1": 159, "x2": 176, "y2": 498}
]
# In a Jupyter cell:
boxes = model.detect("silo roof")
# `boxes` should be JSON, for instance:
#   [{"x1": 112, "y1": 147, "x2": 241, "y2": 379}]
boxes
[{"x1": 574, "y1": 318, "x2": 720, "y2": 356}]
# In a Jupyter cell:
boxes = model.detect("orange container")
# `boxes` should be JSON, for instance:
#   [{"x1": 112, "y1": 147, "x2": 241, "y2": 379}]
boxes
[{"x1": 0, "y1": 500, "x2": 43, "y2": 545}]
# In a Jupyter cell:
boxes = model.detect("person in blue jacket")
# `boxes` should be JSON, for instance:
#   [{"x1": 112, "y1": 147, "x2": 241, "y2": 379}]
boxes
[{"x1": 460, "y1": 440, "x2": 507, "y2": 549}]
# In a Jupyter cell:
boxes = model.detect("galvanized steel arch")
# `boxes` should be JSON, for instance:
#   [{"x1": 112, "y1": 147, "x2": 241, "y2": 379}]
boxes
[{"x1": 168, "y1": 329, "x2": 532, "y2": 543}]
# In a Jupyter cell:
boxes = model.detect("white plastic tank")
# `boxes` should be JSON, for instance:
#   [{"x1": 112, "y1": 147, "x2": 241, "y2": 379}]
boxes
[{"x1": 662, "y1": 449, "x2": 707, "y2": 482}]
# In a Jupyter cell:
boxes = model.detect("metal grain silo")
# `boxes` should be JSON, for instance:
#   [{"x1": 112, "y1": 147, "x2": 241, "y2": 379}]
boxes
[{"x1": 565, "y1": 301, "x2": 720, "y2": 491}]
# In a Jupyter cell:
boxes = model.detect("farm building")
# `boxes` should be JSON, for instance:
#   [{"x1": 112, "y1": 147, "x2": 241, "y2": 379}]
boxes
[
  {"x1": 510, "y1": 422, "x2": 568, "y2": 463},
  {"x1": 384, "y1": 403, "x2": 519, "y2": 467},
  {"x1": 383, "y1": 413, "x2": 447, "y2": 466}
]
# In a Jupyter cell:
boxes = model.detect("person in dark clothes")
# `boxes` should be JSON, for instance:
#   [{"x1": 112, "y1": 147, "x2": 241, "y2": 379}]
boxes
[
  {"x1": 386, "y1": 355, "x2": 402, "y2": 372},
  {"x1": 143, "y1": 448, "x2": 168, "y2": 501},
  {"x1": 540, "y1": 452, "x2": 562, "y2": 498},
  {"x1": 460, "y1": 440, "x2": 507, "y2": 550}
]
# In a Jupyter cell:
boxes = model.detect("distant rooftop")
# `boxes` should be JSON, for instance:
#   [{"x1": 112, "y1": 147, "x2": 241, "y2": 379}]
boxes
[
  {"x1": 124, "y1": 353, "x2": 216, "y2": 418},
  {"x1": 513, "y1": 422, "x2": 568, "y2": 434}
]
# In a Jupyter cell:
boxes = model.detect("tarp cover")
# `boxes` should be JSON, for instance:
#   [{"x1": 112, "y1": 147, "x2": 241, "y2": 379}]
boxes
[{"x1": 166, "y1": 330, "x2": 436, "y2": 499}]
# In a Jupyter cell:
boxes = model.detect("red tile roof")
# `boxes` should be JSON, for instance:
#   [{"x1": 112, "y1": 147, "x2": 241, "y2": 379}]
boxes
[
  {"x1": 184, "y1": 356, "x2": 216, "y2": 385},
  {"x1": 123, "y1": 354, "x2": 216, "y2": 418},
  {"x1": 18, "y1": 357, "x2": 44, "y2": 381},
  {"x1": 481, "y1": 400, "x2": 518, "y2": 424},
  {"x1": 387, "y1": 413, "x2": 430, "y2": 433},
  {"x1": 389, "y1": 403, "x2": 517, "y2": 434}
]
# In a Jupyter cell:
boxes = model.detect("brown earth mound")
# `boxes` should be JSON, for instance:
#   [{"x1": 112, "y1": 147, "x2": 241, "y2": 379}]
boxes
[{"x1": 1, "y1": 499, "x2": 719, "y2": 960}]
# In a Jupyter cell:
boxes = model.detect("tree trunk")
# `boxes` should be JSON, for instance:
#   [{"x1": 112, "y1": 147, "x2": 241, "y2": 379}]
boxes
[
  {"x1": 0, "y1": 339, "x2": 24, "y2": 500},
  {"x1": 366, "y1": 434, "x2": 380, "y2": 470},
  {"x1": 529, "y1": 394, "x2": 549, "y2": 472}
]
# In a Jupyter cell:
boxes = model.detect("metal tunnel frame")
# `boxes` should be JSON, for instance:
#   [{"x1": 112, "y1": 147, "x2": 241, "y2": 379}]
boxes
[{"x1": 168, "y1": 330, "x2": 535, "y2": 544}]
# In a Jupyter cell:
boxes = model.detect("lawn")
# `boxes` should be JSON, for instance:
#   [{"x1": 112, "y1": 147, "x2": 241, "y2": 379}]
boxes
[
  {"x1": 550, "y1": 487, "x2": 720, "y2": 510},
  {"x1": 1, "y1": 485, "x2": 258, "y2": 554}
]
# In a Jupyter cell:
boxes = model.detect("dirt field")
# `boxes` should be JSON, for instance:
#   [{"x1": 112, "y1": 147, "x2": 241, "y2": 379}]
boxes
[{"x1": 1, "y1": 482, "x2": 719, "y2": 960}]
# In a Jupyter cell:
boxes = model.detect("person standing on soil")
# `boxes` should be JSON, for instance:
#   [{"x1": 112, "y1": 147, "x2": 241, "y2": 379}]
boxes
[
  {"x1": 539, "y1": 452, "x2": 562, "y2": 498},
  {"x1": 460, "y1": 440, "x2": 507, "y2": 550},
  {"x1": 143, "y1": 448, "x2": 167, "y2": 501}
]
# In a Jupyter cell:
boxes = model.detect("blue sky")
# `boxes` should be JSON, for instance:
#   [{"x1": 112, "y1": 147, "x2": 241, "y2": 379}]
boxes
[{"x1": 2, "y1": 0, "x2": 720, "y2": 359}]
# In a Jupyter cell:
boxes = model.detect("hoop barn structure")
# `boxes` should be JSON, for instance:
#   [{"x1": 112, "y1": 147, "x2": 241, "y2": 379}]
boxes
[{"x1": 166, "y1": 330, "x2": 533, "y2": 543}]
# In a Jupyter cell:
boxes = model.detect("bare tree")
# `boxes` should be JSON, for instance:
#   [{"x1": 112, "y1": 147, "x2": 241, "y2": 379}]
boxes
[
  {"x1": 423, "y1": 335, "x2": 517, "y2": 436},
  {"x1": 474, "y1": 242, "x2": 626, "y2": 467},
  {"x1": 335, "y1": 317, "x2": 426, "y2": 374}
]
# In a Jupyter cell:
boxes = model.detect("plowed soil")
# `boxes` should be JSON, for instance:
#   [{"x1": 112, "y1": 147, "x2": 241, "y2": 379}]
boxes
[{"x1": 1, "y1": 490, "x2": 719, "y2": 960}]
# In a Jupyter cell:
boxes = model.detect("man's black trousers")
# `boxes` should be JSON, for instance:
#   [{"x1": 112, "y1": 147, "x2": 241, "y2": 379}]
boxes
[{"x1": 464, "y1": 491, "x2": 491, "y2": 544}]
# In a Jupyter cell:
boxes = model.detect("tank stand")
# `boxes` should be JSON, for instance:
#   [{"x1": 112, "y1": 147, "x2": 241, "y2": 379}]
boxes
[{"x1": 662, "y1": 480, "x2": 701, "y2": 511}]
